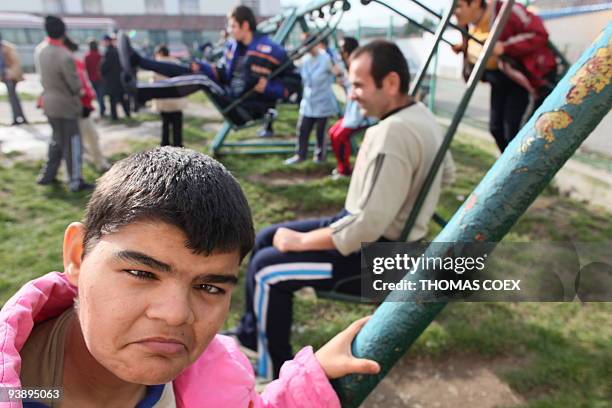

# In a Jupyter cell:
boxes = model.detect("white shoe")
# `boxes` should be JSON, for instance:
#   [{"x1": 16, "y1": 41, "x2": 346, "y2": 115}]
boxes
[{"x1": 330, "y1": 168, "x2": 349, "y2": 180}]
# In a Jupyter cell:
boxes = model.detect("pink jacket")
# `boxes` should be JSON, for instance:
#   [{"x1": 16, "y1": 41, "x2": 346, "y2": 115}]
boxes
[{"x1": 0, "y1": 272, "x2": 341, "y2": 408}]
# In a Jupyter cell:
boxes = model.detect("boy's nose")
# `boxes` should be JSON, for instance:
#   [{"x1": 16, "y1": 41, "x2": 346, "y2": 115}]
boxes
[{"x1": 146, "y1": 286, "x2": 195, "y2": 326}]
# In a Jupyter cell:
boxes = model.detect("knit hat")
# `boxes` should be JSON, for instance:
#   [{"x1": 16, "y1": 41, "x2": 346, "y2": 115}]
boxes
[{"x1": 45, "y1": 15, "x2": 66, "y2": 39}]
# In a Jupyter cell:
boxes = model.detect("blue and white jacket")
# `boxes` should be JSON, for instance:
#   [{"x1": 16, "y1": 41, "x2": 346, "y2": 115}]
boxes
[{"x1": 195, "y1": 33, "x2": 300, "y2": 104}]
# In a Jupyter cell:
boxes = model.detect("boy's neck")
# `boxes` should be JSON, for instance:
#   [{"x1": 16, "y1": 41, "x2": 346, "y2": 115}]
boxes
[{"x1": 62, "y1": 318, "x2": 147, "y2": 407}]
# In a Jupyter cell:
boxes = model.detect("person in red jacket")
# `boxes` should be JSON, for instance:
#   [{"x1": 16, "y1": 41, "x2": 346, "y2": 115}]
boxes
[
  {"x1": 453, "y1": 0, "x2": 557, "y2": 151},
  {"x1": 84, "y1": 39, "x2": 106, "y2": 117},
  {"x1": 65, "y1": 36, "x2": 110, "y2": 172}
]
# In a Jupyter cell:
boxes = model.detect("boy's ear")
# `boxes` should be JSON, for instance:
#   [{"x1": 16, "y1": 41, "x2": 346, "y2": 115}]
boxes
[{"x1": 63, "y1": 222, "x2": 86, "y2": 287}]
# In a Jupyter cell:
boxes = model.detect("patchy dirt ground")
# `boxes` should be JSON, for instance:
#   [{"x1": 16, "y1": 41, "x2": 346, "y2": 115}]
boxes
[{"x1": 362, "y1": 354, "x2": 525, "y2": 408}]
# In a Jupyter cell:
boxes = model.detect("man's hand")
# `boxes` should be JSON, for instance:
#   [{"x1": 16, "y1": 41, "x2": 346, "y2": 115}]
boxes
[
  {"x1": 254, "y1": 77, "x2": 268, "y2": 93},
  {"x1": 273, "y1": 227, "x2": 303, "y2": 252},
  {"x1": 315, "y1": 316, "x2": 381, "y2": 379},
  {"x1": 492, "y1": 42, "x2": 505, "y2": 57}
]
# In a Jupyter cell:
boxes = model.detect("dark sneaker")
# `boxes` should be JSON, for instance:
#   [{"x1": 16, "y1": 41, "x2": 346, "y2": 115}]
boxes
[
  {"x1": 36, "y1": 176, "x2": 59, "y2": 185},
  {"x1": 69, "y1": 181, "x2": 95, "y2": 193}
]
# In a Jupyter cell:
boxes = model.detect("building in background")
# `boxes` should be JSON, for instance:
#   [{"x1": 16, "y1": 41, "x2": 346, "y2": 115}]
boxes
[
  {"x1": 1, "y1": 0, "x2": 281, "y2": 68},
  {"x1": 530, "y1": 0, "x2": 612, "y2": 62}
]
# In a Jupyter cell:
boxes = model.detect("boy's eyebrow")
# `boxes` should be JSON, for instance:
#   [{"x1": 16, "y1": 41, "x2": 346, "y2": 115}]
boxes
[
  {"x1": 196, "y1": 274, "x2": 239, "y2": 286},
  {"x1": 115, "y1": 250, "x2": 172, "y2": 272},
  {"x1": 115, "y1": 250, "x2": 239, "y2": 285}
]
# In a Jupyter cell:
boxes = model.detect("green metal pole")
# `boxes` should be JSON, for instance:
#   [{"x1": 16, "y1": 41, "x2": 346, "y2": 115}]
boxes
[
  {"x1": 357, "y1": 19, "x2": 361, "y2": 40},
  {"x1": 333, "y1": 23, "x2": 612, "y2": 407},
  {"x1": 409, "y1": 1, "x2": 456, "y2": 98},
  {"x1": 428, "y1": 44, "x2": 439, "y2": 113}
]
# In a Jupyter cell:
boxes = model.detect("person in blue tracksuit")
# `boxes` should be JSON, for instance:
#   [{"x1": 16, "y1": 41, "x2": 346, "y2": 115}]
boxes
[{"x1": 126, "y1": 5, "x2": 300, "y2": 125}]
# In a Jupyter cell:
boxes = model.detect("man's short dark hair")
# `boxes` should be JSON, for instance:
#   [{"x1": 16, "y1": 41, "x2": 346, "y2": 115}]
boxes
[
  {"x1": 83, "y1": 147, "x2": 255, "y2": 261},
  {"x1": 351, "y1": 39, "x2": 410, "y2": 94},
  {"x1": 228, "y1": 5, "x2": 257, "y2": 32},
  {"x1": 340, "y1": 36, "x2": 359, "y2": 57},
  {"x1": 88, "y1": 39, "x2": 98, "y2": 51},
  {"x1": 155, "y1": 44, "x2": 169, "y2": 57},
  {"x1": 44, "y1": 15, "x2": 66, "y2": 39}
]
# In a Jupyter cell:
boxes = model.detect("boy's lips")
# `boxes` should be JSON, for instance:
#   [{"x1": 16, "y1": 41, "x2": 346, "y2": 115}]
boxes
[{"x1": 134, "y1": 337, "x2": 187, "y2": 354}]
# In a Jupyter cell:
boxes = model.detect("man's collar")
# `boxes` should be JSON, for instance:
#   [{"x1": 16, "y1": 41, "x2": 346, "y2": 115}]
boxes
[
  {"x1": 47, "y1": 37, "x2": 64, "y2": 47},
  {"x1": 380, "y1": 99, "x2": 416, "y2": 121}
]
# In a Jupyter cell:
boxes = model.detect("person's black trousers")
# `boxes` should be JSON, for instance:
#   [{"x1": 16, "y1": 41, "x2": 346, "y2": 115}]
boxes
[
  {"x1": 136, "y1": 56, "x2": 270, "y2": 126},
  {"x1": 160, "y1": 111, "x2": 183, "y2": 147},
  {"x1": 484, "y1": 70, "x2": 530, "y2": 152},
  {"x1": 295, "y1": 115, "x2": 329, "y2": 161},
  {"x1": 108, "y1": 92, "x2": 131, "y2": 120}
]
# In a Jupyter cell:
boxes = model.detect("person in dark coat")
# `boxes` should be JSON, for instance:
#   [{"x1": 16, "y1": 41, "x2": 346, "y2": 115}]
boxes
[{"x1": 101, "y1": 34, "x2": 130, "y2": 120}]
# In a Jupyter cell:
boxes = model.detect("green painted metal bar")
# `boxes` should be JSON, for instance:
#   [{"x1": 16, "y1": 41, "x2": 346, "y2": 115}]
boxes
[
  {"x1": 272, "y1": 9, "x2": 299, "y2": 43},
  {"x1": 400, "y1": 0, "x2": 516, "y2": 242},
  {"x1": 366, "y1": 0, "x2": 456, "y2": 47},
  {"x1": 428, "y1": 44, "x2": 439, "y2": 112},
  {"x1": 215, "y1": 148, "x2": 297, "y2": 156},
  {"x1": 333, "y1": 22, "x2": 612, "y2": 407},
  {"x1": 409, "y1": 1, "x2": 456, "y2": 97},
  {"x1": 210, "y1": 122, "x2": 233, "y2": 156}
]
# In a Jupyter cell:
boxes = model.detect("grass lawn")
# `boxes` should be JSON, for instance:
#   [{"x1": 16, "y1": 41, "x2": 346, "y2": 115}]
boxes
[{"x1": 0, "y1": 102, "x2": 610, "y2": 406}]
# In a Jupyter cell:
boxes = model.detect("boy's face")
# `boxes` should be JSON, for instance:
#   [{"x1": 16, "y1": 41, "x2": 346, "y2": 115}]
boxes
[
  {"x1": 227, "y1": 17, "x2": 250, "y2": 43},
  {"x1": 65, "y1": 221, "x2": 240, "y2": 385},
  {"x1": 454, "y1": 0, "x2": 482, "y2": 26}
]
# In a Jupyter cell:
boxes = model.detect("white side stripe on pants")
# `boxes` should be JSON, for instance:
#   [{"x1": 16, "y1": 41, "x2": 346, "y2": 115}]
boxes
[{"x1": 254, "y1": 262, "x2": 333, "y2": 379}]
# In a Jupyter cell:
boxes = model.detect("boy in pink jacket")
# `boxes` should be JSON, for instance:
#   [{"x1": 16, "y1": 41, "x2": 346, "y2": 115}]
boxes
[{"x1": 0, "y1": 147, "x2": 379, "y2": 407}]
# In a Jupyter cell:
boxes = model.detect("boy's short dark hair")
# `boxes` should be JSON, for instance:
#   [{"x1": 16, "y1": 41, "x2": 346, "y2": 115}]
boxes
[
  {"x1": 340, "y1": 36, "x2": 359, "y2": 57},
  {"x1": 461, "y1": 0, "x2": 487, "y2": 8},
  {"x1": 83, "y1": 147, "x2": 255, "y2": 261},
  {"x1": 350, "y1": 39, "x2": 410, "y2": 94},
  {"x1": 228, "y1": 5, "x2": 257, "y2": 32}
]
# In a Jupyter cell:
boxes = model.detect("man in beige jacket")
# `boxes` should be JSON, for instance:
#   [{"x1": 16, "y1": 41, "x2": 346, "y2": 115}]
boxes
[
  {"x1": 0, "y1": 34, "x2": 28, "y2": 125},
  {"x1": 229, "y1": 40, "x2": 456, "y2": 380}
]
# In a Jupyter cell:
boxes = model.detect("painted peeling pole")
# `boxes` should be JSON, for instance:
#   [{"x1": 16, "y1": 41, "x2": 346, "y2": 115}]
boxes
[{"x1": 333, "y1": 23, "x2": 612, "y2": 407}]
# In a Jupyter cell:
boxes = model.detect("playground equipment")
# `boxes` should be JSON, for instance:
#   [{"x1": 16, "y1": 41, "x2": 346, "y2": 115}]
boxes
[
  {"x1": 210, "y1": 0, "x2": 571, "y2": 158},
  {"x1": 209, "y1": 0, "x2": 349, "y2": 156},
  {"x1": 332, "y1": 22, "x2": 612, "y2": 407}
]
